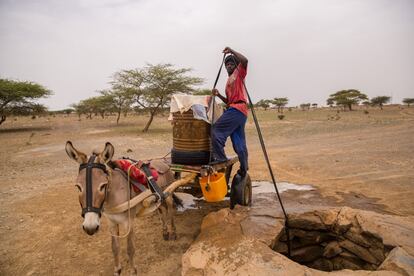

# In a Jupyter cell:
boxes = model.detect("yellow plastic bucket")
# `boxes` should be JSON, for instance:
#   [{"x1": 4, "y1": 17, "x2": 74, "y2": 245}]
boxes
[{"x1": 199, "y1": 172, "x2": 227, "y2": 202}]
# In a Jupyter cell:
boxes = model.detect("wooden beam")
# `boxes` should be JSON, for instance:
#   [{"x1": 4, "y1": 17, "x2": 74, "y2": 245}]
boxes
[{"x1": 104, "y1": 172, "x2": 198, "y2": 214}]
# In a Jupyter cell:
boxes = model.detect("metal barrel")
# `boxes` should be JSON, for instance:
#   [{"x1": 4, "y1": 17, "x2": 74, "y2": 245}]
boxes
[{"x1": 172, "y1": 110, "x2": 210, "y2": 151}]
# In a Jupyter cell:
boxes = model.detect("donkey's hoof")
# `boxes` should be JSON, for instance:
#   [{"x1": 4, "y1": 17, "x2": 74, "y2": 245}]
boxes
[
  {"x1": 114, "y1": 267, "x2": 122, "y2": 276},
  {"x1": 132, "y1": 265, "x2": 138, "y2": 275},
  {"x1": 169, "y1": 232, "x2": 177, "y2": 240}
]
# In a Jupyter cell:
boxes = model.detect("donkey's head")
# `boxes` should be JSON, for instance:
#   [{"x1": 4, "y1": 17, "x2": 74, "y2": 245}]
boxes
[{"x1": 65, "y1": 141, "x2": 114, "y2": 235}]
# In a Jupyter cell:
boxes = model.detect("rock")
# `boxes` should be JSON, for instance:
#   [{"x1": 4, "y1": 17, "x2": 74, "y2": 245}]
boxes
[
  {"x1": 363, "y1": 262, "x2": 378, "y2": 270},
  {"x1": 288, "y1": 212, "x2": 326, "y2": 231},
  {"x1": 339, "y1": 249, "x2": 364, "y2": 263},
  {"x1": 323, "y1": 241, "x2": 342, "y2": 258},
  {"x1": 291, "y1": 245, "x2": 323, "y2": 263},
  {"x1": 355, "y1": 211, "x2": 414, "y2": 256},
  {"x1": 308, "y1": 258, "x2": 333, "y2": 271},
  {"x1": 292, "y1": 229, "x2": 334, "y2": 242},
  {"x1": 331, "y1": 256, "x2": 365, "y2": 270},
  {"x1": 362, "y1": 231, "x2": 385, "y2": 250},
  {"x1": 200, "y1": 208, "x2": 232, "y2": 230},
  {"x1": 272, "y1": 241, "x2": 288, "y2": 254},
  {"x1": 249, "y1": 195, "x2": 283, "y2": 219},
  {"x1": 291, "y1": 238, "x2": 319, "y2": 249},
  {"x1": 343, "y1": 227, "x2": 371, "y2": 248},
  {"x1": 361, "y1": 229, "x2": 383, "y2": 244},
  {"x1": 285, "y1": 229, "x2": 335, "y2": 249},
  {"x1": 339, "y1": 239, "x2": 379, "y2": 265},
  {"x1": 333, "y1": 207, "x2": 355, "y2": 234},
  {"x1": 338, "y1": 250, "x2": 380, "y2": 270},
  {"x1": 368, "y1": 246, "x2": 386, "y2": 263},
  {"x1": 240, "y1": 215, "x2": 283, "y2": 246},
  {"x1": 316, "y1": 208, "x2": 339, "y2": 228},
  {"x1": 182, "y1": 238, "x2": 309, "y2": 276},
  {"x1": 378, "y1": 247, "x2": 414, "y2": 276}
]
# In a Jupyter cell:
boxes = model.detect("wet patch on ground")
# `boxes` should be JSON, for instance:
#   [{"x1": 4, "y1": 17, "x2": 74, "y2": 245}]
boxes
[
  {"x1": 253, "y1": 181, "x2": 392, "y2": 215},
  {"x1": 252, "y1": 181, "x2": 315, "y2": 194}
]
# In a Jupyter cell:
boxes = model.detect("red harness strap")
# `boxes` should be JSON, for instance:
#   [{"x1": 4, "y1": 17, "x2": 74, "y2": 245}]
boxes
[{"x1": 115, "y1": 159, "x2": 159, "y2": 193}]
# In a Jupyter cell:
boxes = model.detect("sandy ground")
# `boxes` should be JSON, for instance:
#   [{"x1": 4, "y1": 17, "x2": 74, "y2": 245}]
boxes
[{"x1": 0, "y1": 106, "x2": 413, "y2": 275}]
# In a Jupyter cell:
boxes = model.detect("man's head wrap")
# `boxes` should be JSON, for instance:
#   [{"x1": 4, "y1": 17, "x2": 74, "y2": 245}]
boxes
[{"x1": 225, "y1": 55, "x2": 239, "y2": 65}]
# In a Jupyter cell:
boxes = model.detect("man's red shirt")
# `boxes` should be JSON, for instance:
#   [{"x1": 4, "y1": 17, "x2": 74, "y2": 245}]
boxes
[{"x1": 225, "y1": 63, "x2": 248, "y2": 116}]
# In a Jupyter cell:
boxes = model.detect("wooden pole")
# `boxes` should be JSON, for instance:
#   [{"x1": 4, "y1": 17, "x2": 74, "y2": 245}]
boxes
[{"x1": 104, "y1": 172, "x2": 198, "y2": 214}]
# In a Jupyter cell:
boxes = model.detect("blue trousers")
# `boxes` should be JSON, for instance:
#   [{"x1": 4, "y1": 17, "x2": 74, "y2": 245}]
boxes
[{"x1": 212, "y1": 108, "x2": 248, "y2": 172}]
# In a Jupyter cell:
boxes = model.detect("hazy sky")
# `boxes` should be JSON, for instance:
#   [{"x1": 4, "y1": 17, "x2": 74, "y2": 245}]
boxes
[{"x1": 1, "y1": 0, "x2": 413, "y2": 110}]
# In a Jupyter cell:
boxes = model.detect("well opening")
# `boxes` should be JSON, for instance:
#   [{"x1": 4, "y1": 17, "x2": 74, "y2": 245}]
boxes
[{"x1": 271, "y1": 211, "x2": 393, "y2": 272}]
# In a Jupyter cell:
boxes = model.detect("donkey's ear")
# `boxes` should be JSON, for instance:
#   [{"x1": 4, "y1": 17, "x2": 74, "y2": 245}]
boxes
[
  {"x1": 100, "y1": 142, "x2": 114, "y2": 163},
  {"x1": 65, "y1": 141, "x2": 87, "y2": 164}
]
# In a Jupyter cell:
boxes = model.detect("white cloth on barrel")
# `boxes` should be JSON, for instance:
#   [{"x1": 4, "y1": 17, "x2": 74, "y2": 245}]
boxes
[{"x1": 169, "y1": 93, "x2": 223, "y2": 123}]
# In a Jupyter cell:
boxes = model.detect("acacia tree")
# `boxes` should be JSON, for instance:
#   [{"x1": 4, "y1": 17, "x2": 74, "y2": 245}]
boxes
[
  {"x1": 300, "y1": 103, "x2": 311, "y2": 111},
  {"x1": 71, "y1": 102, "x2": 90, "y2": 119},
  {"x1": 141, "y1": 64, "x2": 203, "y2": 131},
  {"x1": 72, "y1": 98, "x2": 95, "y2": 119},
  {"x1": 99, "y1": 89, "x2": 133, "y2": 124},
  {"x1": 0, "y1": 79, "x2": 51, "y2": 125},
  {"x1": 272, "y1": 97, "x2": 289, "y2": 113},
  {"x1": 362, "y1": 101, "x2": 371, "y2": 109},
  {"x1": 255, "y1": 99, "x2": 271, "y2": 110},
  {"x1": 94, "y1": 95, "x2": 115, "y2": 118},
  {"x1": 327, "y1": 89, "x2": 368, "y2": 111},
  {"x1": 192, "y1": 88, "x2": 212, "y2": 96},
  {"x1": 371, "y1": 96, "x2": 391, "y2": 110},
  {"x1": 327, "y1": 98, "x2": 334, "y2": 108},
  {"x1": 112, "y1": 64, "x2": 203, "y2": 132},
  {"x1": 402, "y1": 98, "x2": 414, "y2": 107},
  {"x1": 72, "y1": 95, "x2": 113, "y2": 119}
]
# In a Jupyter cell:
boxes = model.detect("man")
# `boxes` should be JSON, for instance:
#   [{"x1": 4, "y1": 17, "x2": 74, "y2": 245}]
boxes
[{"x1": 211, "y1": 47, "x2": 249, "y2": 176}]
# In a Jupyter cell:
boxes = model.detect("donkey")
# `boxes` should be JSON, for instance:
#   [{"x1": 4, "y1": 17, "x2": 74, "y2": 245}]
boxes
[{"x1": 65, "y1": 141, "x2": 179, "y2": 275}]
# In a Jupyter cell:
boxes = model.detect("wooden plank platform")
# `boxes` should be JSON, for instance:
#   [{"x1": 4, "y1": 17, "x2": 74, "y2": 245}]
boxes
[{"x1": 167, "y1": 156, "x2": 239, "y2": 176}]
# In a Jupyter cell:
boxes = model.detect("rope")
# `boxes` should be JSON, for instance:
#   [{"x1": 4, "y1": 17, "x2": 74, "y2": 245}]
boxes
[
  {"x1": 161, "y1": 151, "x2": 171, "y2": 159},
  {"x1": 228, "y1": 54, "x2": 292, "y2": 257}
]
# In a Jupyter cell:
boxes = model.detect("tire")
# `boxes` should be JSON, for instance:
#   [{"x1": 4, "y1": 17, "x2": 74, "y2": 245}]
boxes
[
  {"x1": 230, "y1": 173, "x2": 252, "y2": 209},
  {"x1": 171, "y1": 148, "x2": 210, "y2": 165}
]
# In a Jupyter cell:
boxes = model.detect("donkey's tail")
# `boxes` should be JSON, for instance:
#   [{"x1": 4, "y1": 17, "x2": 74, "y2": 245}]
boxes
[{"x1": 172, "y1": 193, "x2": 184, "y2": 208}]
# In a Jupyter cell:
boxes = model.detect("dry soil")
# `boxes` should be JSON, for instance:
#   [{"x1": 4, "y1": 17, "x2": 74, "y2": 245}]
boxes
[{"x1": 0, "y1": 106, "x2": 413, "y2": 275}]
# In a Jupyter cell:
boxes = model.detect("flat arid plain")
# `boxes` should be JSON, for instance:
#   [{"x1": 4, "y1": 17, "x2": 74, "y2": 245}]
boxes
[{"x1": 0, "y1": 106, "x2": 413, "y2": 275}]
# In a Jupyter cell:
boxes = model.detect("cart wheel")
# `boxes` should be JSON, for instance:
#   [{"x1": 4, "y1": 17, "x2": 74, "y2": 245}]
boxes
[{"x1": 230, "y1": 173, "x2": 252, "y2": 209}]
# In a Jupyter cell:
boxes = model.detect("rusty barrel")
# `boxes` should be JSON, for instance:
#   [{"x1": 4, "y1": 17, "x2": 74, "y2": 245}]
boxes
[{"x1": 171, "y1": 110, "x2": 211, "y2": 165}]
